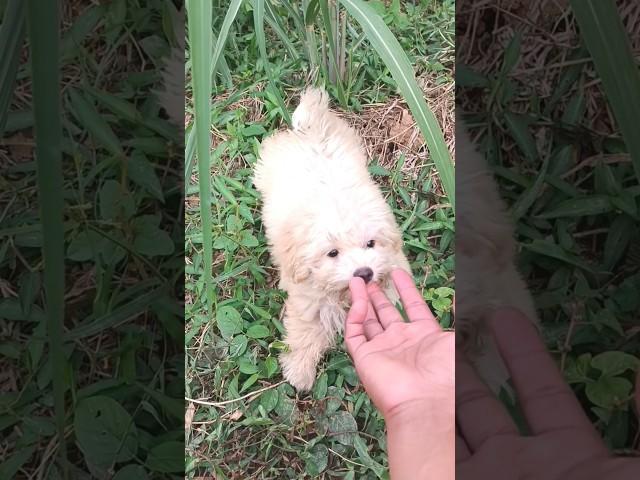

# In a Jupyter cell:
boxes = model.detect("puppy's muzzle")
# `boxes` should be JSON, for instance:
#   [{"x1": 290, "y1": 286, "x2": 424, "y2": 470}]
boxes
[{"x1": 353, "y1": 267, "x2": 373, "y2": 283}]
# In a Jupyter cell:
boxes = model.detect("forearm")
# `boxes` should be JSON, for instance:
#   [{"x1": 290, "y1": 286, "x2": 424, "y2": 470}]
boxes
[{"x1": 385, "y1": 402, "x2": 454, "y2": 480}]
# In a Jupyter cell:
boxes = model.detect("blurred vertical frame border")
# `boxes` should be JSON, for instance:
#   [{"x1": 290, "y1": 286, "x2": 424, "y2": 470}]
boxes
[
  {"x1": 0, "y1": 1, "x2": 185, "y2": 478},
  {"x1": 455, "y1": 0, "x2": 640, "y2": 467}
]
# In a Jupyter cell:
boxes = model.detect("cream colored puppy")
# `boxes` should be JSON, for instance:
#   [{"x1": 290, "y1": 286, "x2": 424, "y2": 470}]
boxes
[
  {"x1": 253, "y1": 88, "x2": 411, "y2": 391},
  {"x1": 456, "y1": 114, "x2": 538, "y2": 395}
]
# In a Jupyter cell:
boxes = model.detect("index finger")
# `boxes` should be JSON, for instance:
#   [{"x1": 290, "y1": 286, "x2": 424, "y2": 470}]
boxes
[
  {"x1": 391, "y1": 269, "x2": 440, "y2": 332},
  {"x1": 345, "y1": 277, "x2": 369, "y2": 357}
]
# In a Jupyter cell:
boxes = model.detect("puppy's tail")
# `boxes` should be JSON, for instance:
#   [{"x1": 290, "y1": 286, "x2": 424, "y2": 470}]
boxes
[{"x1": 292, "y1": 87, "x2": 330, "y2": 132}]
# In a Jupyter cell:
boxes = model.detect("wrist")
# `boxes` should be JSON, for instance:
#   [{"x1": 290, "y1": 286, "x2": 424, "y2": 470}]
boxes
[
  {"x1": 385, "y1": 396, "x2": 454, "y2": 432},
  {"x1": 385, "y1": 399, "x2": 454, "y2": 480}
]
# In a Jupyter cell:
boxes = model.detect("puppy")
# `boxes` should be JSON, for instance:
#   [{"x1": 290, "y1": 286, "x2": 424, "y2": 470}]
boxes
[
  {"x1": 456, "y1": 113, "x2": 538, "y2": 395},
  {"x1": 253, "y1": 88, "x2": 411, "y2": 391}
]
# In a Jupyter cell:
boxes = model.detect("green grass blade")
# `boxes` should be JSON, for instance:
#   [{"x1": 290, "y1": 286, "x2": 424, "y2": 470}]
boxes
[
  {"x1": 263, "y1": 0, "x2": 300, "y2": 61},
  {"x1": 184, "y1": 124, "x2": 196, "y2": 185},
  {"x1": 187, "y1": 0, "x2": 213, "y2": 310},
  {"x1": 279, "y1": 0, "x2": 305, "y2": 33},
  {"x1": 25, "y1": 0, "x2": 67, "y2": 474},
  {"x1": 0, "y1": 0, "x2": 26, "y2": 136},
  {"x1": 68, "y1": 88, "x2": 124, "y2": 157},
  {"x1": 571, "y1": 0, "x2": 640, "y2": 184},
  {"x1": 319, "y1": 0, "x2": 346, "y2": 105},
  {"x1": 210, "y1": 0, "x2": 243, "y2": 82},
  {"x1": 339, "y1": 0, "x2": 454, "y2": 207},
  {"x1": 253, "y1": 0, "x2": 292, "y2": 125},
  {"x1": 211, "y1": 30, "x2": 233, "y2": 88}
]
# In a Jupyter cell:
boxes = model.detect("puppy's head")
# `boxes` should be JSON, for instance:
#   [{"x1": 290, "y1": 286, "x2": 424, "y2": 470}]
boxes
[{"x1": 276, "y1": 196, "x2": 404, "y2": 295}]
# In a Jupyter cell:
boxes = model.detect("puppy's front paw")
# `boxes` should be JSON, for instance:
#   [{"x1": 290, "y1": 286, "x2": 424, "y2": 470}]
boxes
[{"x1": 280, "y1": 351, "x2": 317, "y2": 391}]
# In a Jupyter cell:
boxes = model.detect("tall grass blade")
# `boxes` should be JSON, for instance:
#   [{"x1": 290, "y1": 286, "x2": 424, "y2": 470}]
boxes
[
  {"x1": 25, "y1": 0, "x2": 67, "y2": 475},
  {"x1": 212, "y1": 30, "x2": 233, "y2": 88},
  {"x1": 302, "y1": 0, "x2": 321, "y2": 69},
  {"x1": 571, "y1": 0, "x2": 640, "y2": 184},
  {"x1": 263, "y1": 0, "x2": 299, "y2": 60},
  {"x1": 0, "y1": 0, "x2": 26, "y2": 136},
  {"x1": 253, "y1": 0, "x2": 292, "y2": 125},
  {"x1": 186, "y1": 0, "x2": 214, "y2": 310},
  {"x1": 340, "y1": 0, "x2": 454, "y2": 207},
  {"x1": 210, "y1": 0, "x2": 243, "y2": 83},
  {"x1": 319, "y1": 0, "x2": 346, "y2": 105}
]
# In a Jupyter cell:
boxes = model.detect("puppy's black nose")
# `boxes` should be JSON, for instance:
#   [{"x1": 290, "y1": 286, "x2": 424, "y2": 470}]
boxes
[{"x1": 353, "y1": 267, "x2": 374, "y2": 283}]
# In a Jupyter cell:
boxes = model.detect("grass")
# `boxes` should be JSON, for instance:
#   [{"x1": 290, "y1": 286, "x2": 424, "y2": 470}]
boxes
[
  {"x1": 25, "y1": 0, "x2": 67, "y2": 473},
  {"x1": 187, "y1": 0, "x2": 214, "y2": 313},
  {"x1": 0, "y1": 1, "x2": 183, "y2": 477},
  {"x1": 185, "y1": 1, "x2": 454, "y2": 478},
  {"x1": 457, "y1": 0, "x2": 640, "y2": 453}
]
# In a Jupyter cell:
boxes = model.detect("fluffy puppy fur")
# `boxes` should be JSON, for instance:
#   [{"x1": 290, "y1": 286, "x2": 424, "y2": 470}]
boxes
[
  {"x1": 253, "y1": 88, "x2": 411, "y2": 391},
  {"x1": 456, "y1": 112, "x2": 538, "y2": 395}
]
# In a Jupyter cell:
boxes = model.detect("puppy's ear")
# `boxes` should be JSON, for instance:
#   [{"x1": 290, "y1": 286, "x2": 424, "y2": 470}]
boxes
[
  {"x1": 278, "y1": 220, "x2": 312, "y2": 284},
  {"x1": 291, "y1": 260, "x2": 311, "y2": 283},
  {"x1": 380, "y1": 225, "x2": 404, "y2": 252}
]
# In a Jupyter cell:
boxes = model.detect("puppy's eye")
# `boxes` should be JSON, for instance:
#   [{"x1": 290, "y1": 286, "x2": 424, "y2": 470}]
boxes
[
  {"x1": 366, "y1": 240, "x2": 375, "y2": 248},
  {"x1": 327, "y1": 249, "x2": 339, "y2": 258}
]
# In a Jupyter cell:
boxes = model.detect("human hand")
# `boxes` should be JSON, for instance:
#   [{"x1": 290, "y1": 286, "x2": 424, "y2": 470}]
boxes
[
  {"x1": 457, "y1": 308, "x2": 640, "y2": 480},
  {"x1": 346, "y1": 268, "x2": 454, "y2": 480},
  {"x1": 345, "y1": 268, "x2": 454, "y2": 418}
]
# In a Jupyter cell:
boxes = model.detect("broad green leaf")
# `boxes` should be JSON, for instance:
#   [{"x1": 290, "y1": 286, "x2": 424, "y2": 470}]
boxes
[
  {"x1": 500, "y1": 32, "x2": 522, "y2": 76},
  {"x1": 128, "y1": 153, "x2": 164, "y2": 202},
  {"x1": 240, "y1": 230, "x2": 259, "y2": 247},
  {"x1": 99, "y1": 180, "x2": 135, "y2": 221},
  {"x1": 0, "y1": 298, "x2": 45, "y2": 322},
  {"x1": 536, "y1": 195, "x2": 613, "y2": 219},
  {"x1": 18, "y1": 271, "x2": 40, "y2": 317},
  {"x1": 455, "y1": 63, "x2": 489, "y2": 87},
  {"x1": 591, "y1": 351, "x2": 639, "y2": 377},
  {"x1": 304, "y1": 443, "x2": 328, "y2": 476},
  {"x1": 246, "y1": 324, "x2": 270, "y2": 339},
  {"x1": 263, "y1": 356, "x2": 278, "y2": 377},
  {"x1": 327, "y1": 410, "x2": 358, "y2": 445},
  {"x1": 504, "y1": 112, "x2": 537, "y2": 163},
  {"x1": 259, "y1": 388, "x2": 279, "y2": 413},
  {"x1": 229, "y1": 334, "x2": 248, "y2": 357},
  {"x1": 145, "y1": 441, "x2": 183, "y2": 473},
  {"x1": 74, "y1": 396, "x2": 138, "y2": 466},
  {"x1": 564, "y1": 353, "x2": 592, "y2": 384},
  {"x1": 0, "y1": 445, "x2": 35, "y2": 479},
  {"x1": 523, "y1": 239, "x2": 594, "y2": 271},
  {"x1": 113, "y1": 465, "x2": 149, "y2": 480},
  {"x1": 603, "y1": 215, "x2": 634, "y2": 270},
  {"x1": 216, "y1": 305, "x2": 243, "y2": 340},
  {"x1": 88, "y1": 87, "x2": 142, "y2": 123},
  {"x1": 313, "y1": 372, "x2": 328, "y2": 399},
  {"x1": 586, "y1": 376, "x2": 632, "y2": 409},
  {"x1": 238, "y1": 357, "x2": 259, "y2": 375},
  {"x1": 68, "y1": 88, "x2": 123, "y2": 156},
  {"x1": 132, "y1": 215, "x2": 175, "y2": 257}
]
